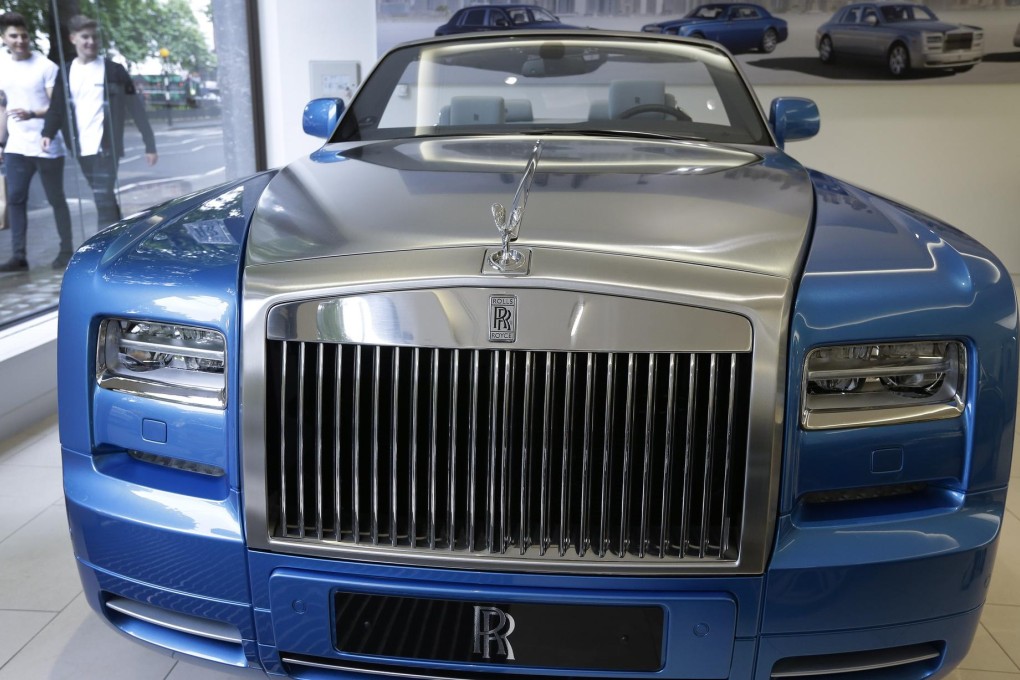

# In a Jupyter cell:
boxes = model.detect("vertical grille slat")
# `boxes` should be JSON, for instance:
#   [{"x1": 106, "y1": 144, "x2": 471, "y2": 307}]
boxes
[
  {"x1": 448, "y1": 350, "x2": 460, "y2": 552},
  {"x1": 410, "y1": 348, "x2": 420, "y2": 549},
  {"x1": 390, "y1": 348, "x2": 400, "y2": 548},
  {"x1": 296, "y1": 343, "x2": 307, "y2": 539},
  {"x1": 558, "y1": 352, "x2": 574, "y2": 558},
  {"x1": 268, "y1": 342, "x2": 751, "y2": 565}
]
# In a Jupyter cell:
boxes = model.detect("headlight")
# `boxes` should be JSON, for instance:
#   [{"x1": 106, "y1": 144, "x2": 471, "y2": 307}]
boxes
[
  {"x1": 97, "y1": 319, "x2": 227, "y2": 408},
  {"x1": 802, "y1": 340, "x2": 965, "y2": 430},
  {"x1": 924, "y1": 33, "x2": 944, "y2": 47}
]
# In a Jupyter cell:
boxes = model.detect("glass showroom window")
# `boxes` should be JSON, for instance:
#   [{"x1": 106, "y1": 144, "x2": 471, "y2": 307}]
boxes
[{"x1": 0, "y1": 0, "x2": 236, "y2": 328}]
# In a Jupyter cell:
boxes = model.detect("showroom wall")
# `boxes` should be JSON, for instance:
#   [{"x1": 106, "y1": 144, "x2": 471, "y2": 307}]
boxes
[{"x1": 257, "y1": 1, "x2": 378, "y2": 168}]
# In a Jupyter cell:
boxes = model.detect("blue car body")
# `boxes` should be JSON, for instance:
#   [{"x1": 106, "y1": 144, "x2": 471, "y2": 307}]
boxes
[
  {"x1": 642, "y1": 3, "x2": 788, "y2": 53},
  {"x1": 58, "y1": 31, "x2": 1016, "y2": 680}
]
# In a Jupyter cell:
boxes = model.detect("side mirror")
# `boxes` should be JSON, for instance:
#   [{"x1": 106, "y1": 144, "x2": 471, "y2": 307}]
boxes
[
  {"x1": 303, "y1": 97, "x2": 345, "y2": 139},
  {"x1": 769, "y1": 97, "x2": 820, "y2": 149},
  {"x1": 495, "y1": 17, "x2": 509, "y2": 27}
]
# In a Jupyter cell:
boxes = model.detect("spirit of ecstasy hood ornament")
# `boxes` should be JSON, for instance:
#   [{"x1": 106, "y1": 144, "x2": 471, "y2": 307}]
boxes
[{"x1": 489, "y1": 140, "x2": 542, "y2": 273}]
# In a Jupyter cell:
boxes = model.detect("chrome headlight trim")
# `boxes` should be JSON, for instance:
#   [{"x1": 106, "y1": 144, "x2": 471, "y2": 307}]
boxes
[
  {"x1": 97, "y1": 318, "x2": 227, "y2": 409},
  {"x1": 801, "y1": 340, "x2": 966, "y2": 430}
]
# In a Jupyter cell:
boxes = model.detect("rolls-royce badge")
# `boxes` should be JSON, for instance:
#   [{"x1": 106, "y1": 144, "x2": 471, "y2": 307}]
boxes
[{"x1": 489, "y1": 295, "x2": 517, "y2": 343}]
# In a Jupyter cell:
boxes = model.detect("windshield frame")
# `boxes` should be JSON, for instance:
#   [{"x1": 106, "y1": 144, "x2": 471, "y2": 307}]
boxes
[{"x1": 331, "y1": 31, "x2": 775, "y2": 148}]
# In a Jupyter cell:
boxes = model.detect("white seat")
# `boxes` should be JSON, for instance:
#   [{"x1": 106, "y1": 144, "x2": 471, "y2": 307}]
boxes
[{"x1": 448, "y1": 96, "x2": 506, "y2": 125}]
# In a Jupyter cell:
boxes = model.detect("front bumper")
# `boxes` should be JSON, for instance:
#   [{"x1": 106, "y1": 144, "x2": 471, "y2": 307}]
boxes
[
  {"x1": 917, "y1": 48, "x2": 983, "y2": 69},
  {"x1": 64, "y1": 444, "x2": 1003, "y2": 679}
]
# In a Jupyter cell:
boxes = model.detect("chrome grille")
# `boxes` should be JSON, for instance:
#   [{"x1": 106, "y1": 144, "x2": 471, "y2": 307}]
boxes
[
  {"x1": 266, "y1": 342, "x2": 751, "y2": 563},
  {"x1": 944, "y1": 33, "x2": 972, "y2": 51}
]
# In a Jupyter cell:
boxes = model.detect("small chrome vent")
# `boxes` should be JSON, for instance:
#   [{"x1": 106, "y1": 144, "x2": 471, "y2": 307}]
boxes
[{"x1": 265, "y1": 341, "x2": 751, "y2": 567}]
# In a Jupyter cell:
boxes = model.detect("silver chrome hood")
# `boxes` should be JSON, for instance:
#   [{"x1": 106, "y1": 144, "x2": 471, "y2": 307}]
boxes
[{"x1": 246, "y1": 136, "x2": 815, "y2": 279}]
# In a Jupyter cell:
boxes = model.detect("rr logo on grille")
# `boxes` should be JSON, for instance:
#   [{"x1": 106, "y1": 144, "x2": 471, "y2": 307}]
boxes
[
  {"x1": 489, "y1": 295, "x2": 517, "y2": 343},
  {"x1": 473, "y1": 606, "x2": 516, "y2": 660}
]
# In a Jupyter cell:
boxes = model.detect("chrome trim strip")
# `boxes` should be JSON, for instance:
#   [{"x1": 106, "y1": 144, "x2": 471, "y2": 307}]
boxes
[
  {"x1": 117, "y1": 337, "x2": 224, "y2": 362},
  {"x1": 803, "y1": 399, "x2": 965, "y2": 431},
  {"x1": 281, "y1": 656, "x2": 452, "y2": 680},
  {"x1": 771, "y1": 645, "x2": 941, "y2": 678},
  {"x1": 267, "y1": 289, "x2": 752, "y2": 353},
  {"x1": 520, "y1": 352, "x2": 533, "y2": 555},
  {"x1": 95, "y1": 374, "x2": 225, "y2": 409},
  {"x1": 105, "y1": 597, "x2": 242, "y2": 645}
]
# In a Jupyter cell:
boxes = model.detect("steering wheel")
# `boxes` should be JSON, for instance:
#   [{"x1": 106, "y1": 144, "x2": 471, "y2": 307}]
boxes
[{"x1": 617, "y1": 104, "x2": 692, "y2": 122}]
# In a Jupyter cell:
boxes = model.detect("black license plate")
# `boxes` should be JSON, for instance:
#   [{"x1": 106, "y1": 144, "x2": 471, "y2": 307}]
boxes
[{"x1": 334, "y1": 592, "x2": 664, "y2": 672}]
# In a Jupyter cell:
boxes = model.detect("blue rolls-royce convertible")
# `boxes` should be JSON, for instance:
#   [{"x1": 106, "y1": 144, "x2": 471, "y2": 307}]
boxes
[
  {"x1": 641, "y1": 3, "x2": 788, "y2": 53},
  {"x1": 58, "y1": 30, "x2": 1016, "y2": 679}
]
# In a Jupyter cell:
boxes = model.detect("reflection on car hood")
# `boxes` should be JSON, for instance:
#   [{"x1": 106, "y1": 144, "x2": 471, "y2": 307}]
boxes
[{"x1": 247, "y1": 136, "x2": 815, "y2": 278}]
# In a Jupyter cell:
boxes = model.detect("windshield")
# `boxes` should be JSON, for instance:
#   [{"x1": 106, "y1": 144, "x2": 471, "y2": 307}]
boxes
[
  {"x1": 880, "y1": 4, "x2": 937, "y2": 21},
  {"x1": 688, "y1": 5, "x2": 727, "y2": 19},
  {"x1": 334, "y1": 35, "x2": 770, "y2": 146}
]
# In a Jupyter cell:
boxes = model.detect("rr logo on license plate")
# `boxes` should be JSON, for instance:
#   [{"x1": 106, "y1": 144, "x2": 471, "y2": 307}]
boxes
[
  {"x1": 489, "y1": 295, "x2": 517, "y2": 342},
  {"x1": 473, "y1": 605, "x2": 516, "y2": 660}
]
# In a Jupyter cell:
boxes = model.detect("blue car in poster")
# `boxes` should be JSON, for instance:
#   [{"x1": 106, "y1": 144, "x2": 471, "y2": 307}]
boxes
[
  {"x1": 57, "y1": 29, "x2": 1016, "y2": 679},
  {"x1": 641, "y1": 3, "x2": 788, "y2": 53}
]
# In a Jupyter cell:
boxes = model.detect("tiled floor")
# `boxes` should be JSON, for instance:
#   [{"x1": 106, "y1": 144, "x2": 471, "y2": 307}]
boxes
[{"x1": 0, "y1": 413, "x2": 1017, "y2": 679}]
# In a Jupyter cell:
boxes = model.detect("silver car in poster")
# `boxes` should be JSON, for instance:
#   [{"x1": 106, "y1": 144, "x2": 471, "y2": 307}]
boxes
[{"x1": 816, "y1": 2, "x2": 984, "y2": 76}]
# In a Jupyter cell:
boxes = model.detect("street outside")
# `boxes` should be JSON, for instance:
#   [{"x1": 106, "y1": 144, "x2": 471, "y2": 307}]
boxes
[{"x1": 0, "y1": 114, "x2": 225, "y2": 327}]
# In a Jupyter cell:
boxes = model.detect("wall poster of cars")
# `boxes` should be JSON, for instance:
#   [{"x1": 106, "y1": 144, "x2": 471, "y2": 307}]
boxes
[{"x1": 376, "y1": 1, "x2": 1020, "y2": 84}]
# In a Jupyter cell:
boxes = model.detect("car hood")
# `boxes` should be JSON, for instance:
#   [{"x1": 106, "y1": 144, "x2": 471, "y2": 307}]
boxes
[
  {"x1": 246, "y1": 136, "x2": 815, "y2": 279},
  {"x1": 652, "y1": 17, "x2": 713, "y2": 28}
]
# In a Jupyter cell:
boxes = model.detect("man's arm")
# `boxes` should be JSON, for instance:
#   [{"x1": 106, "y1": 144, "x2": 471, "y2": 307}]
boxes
[
  {"x1": 118, "y1": 65, "x2": 157, "y2": 165},
  {"x1": 40, "y1": 69, "x2": 66, "y2": 153},
  {"x1": 0, "y1": 89, "x2": 8, "y2": 161}
]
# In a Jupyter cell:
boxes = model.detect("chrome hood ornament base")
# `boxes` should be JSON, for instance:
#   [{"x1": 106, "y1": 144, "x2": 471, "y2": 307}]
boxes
[{"x1": 485, "y1": 141, "x2": 542, "y2": 275}]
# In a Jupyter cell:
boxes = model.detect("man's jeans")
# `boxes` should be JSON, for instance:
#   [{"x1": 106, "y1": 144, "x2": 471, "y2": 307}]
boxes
[
  {"x1": 78, "y1": 152, "x2": 122, "y2": 231},
  {"x1": 4, "y1": 153, "x2": 74, "y2": 261}
]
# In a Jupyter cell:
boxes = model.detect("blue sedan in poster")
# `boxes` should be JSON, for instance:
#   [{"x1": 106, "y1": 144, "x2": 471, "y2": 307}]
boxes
[{"x1": 642, "y1": 3, "x2": 788, "y2": 53}]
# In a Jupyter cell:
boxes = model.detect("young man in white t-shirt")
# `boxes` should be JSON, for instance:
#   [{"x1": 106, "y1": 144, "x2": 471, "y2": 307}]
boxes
[
  {"x1": 0, "y1": 11, "x2": 74, "y2": 272},
  {"x1": 41, "y1": 14, "x2": 158, "y2": 232}
]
